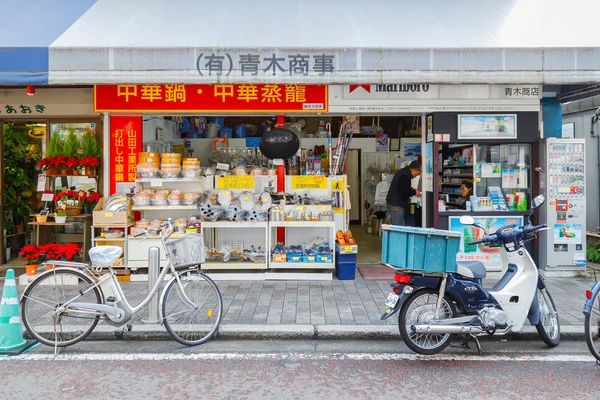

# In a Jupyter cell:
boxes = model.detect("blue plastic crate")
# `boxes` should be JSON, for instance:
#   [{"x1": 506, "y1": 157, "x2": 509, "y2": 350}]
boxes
[
  {"x1": 336, "y1": 262, "x2": 356, "y2": 280},
  {"x1": 316, "y1": 253, "x2": 333, "y2": 263},
  {"x1": 302, "y1": 255, "x2": 317, "y2": 263},
  {"x1": 287, "y1": 253, "x2": 302, "y2": 263},
  {"x1": 246, "y1": 137, "x2": 261, "y2": 148},
  {"x1": 381, "y1": 225, "x2": 461, "y2": 273}
]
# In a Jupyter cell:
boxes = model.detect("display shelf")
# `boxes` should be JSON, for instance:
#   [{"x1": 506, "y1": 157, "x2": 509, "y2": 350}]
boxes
[
  {"x1": 92, "y1": 224, "x2": 134, "y2": 228},
  {"x1": 132, "y1": 205, "x2": 198, "y2": 211},
  {"x1": 269, "y1": 262, "x2": 334, "y2": 270},
  {"x1": 5, "y1": 231, "x2": 31, "y2": 238},
  {"x1": 443, "y1": 164, "x2": 473, "y2": 168},
  {"x1": 442, "y1": 174, "x2": 473, "y2": 178},
  {"x1": 269, "y1": 221, "x2": 335, "y2": 228},
  {"x1": 28, "y1": 221, "x2": 77, "y2": 226},
  {"x1": 201, "y1": 221, "x2": 268, "y2": 228},
  {"x1": 136, "y1": 178, "x2": 205, "y2": 183},
  {"x1": 441, "y1": 182, "x2": 462, "y2": 186},
  {"x1": 202, "y1": 262, "x2": 267, "y2": 270},
  {"x1": 92, "y1": 236, "x2": 126, "y2": 242},
  {"x1": 45, "y1": 174, "x2": 98, "y2": 178}
]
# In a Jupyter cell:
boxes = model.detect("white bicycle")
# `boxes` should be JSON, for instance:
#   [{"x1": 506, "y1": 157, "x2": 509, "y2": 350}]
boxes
[{"x1": 20, "y1": 219, "x2": 223, "y2": 347}]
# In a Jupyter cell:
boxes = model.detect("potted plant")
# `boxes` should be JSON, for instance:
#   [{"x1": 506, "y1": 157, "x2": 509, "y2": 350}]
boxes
[
  {"x1": 54, "y1": 189, "x2": 85, "y2": 216},
  {"x1": 18, "y1": 245, "x2": 40, "y2": 276},
  {"x1": 55, "y1": 211, "x2": 67, "y2": 224},
  {"x1": 56, "y1": 155, "x2": 69, "y2": 175},
  {"x1": 61, "y1": 243, "x2": 83, "y2": 262},
  {"x1": 37, "y1": 156, "x2": 57, "y2": 174},
  {"x1": 65, "y1": 157, "x2": 80, "y2": 175},
  {"x1": 46, "y1": 133, "x2": 63, "y2": 174},
  {"x1": 80, "y1": 156, "x2": 100, "y2": 176},
  {"x1": 82, "y1": 130, "x2": 102, "y2": 159},
  {"x1": 39, "y1": 243, "x2": 61, "y2": 270},
  {"x1": 84, "y1": 191, "x2": 101, "y2": 214}
]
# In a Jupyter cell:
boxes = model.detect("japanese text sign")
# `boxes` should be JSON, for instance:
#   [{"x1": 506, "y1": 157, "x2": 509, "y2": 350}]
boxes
[
  {"x1": 94, "y1": 84, "x2": 327, "y2": 113},
  {"x1": 291, "y1": 176, "x2": 328, "y2": 190},
  {"x1": 109, "y1": 116, "x2": 142, "y2": 195},
  {"x1": 217, "y1": 176, "x2": 255, "y2": 190}
]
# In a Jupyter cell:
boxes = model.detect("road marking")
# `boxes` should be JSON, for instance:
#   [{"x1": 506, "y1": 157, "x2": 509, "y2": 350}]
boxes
[{"x1": 1, "y1": 353, "x2": 597, "y2": 362}]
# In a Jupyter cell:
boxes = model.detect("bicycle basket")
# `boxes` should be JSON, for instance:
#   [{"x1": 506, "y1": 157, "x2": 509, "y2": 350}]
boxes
[{"x1": 164, "y1": 233, "x2": 206, "y2": 267}]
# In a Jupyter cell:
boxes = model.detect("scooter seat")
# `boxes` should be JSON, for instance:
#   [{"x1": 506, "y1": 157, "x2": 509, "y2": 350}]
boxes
[{"x1": 456, "y1": 261, "x2": 487, "y2": 279}]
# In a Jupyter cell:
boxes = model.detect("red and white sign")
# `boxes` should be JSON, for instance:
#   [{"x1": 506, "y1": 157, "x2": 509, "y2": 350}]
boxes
[
  {"x1": 109, "y1": 116, "x2": 142, "y2": 195},
  {"x1": 95, "y1": 84, "x2": 327, "y2": 113}
]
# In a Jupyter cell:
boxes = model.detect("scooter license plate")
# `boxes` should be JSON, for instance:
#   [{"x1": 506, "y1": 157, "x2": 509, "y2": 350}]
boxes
[{"x1": 385, "y1": 292, "x2": 399, "y2": 308}]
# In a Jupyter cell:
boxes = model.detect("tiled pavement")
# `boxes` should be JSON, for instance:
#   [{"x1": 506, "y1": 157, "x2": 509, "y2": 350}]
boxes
[{"x1": 2, "y1": 267, "x2": 595, "y2": 328}]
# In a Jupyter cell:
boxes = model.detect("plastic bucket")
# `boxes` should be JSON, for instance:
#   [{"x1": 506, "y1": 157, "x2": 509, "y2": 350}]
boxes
[
  {"x1": 208, "y1": 117, "x2": 225, "y2": 126},
  {"x1": 207, "y1": 124, "x2": 220, "y2": 138},
  {"x1": 219, "y1": 127, "x2": 233, "y2": 138},
  {"x1": 233, "y1": 125, "x2": 247, "y2": 138}
]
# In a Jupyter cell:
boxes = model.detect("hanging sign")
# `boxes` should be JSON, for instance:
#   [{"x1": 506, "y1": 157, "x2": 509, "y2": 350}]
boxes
[
  {"x1": 109, "y1": 116, "x2": 142, "y2": 195},
  {"x1": 291, "y1": 176, "x2": 328, "y2": 190},
  {"x1": 94, "y1": 84, "x2": 327, "y2": 113},
  {"x1": 217, "y1": 176, "x2": 255, "y2": 190}
]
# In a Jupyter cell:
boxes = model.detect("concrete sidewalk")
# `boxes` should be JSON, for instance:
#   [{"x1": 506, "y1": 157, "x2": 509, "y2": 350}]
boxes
[{"x1": 1, "y1": 267, "x2": 596, "y2": 341}]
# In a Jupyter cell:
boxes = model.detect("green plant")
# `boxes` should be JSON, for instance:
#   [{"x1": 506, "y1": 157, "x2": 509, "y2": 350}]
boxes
[
  {"x1": 3, "y1": 125, "x2": 35, "y2": 228},
  {"x1": 63, "y1": 128, "x2": 80, "y2": 159},
  {"x1": 82, "y1": 130, "x2": 102, "y2": 159},
  {"x1": 587, "y1": 241, "x2": 600, "y2": 264},
  {"x1": 56, "y1": 211, "x2": 67, "y2": 217},
  {"x1": 47, "y1": 132, "x2": 64, "y2": 158}
]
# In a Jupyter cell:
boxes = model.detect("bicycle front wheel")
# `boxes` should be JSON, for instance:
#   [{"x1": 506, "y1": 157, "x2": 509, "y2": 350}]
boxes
[
  {"x1": 162, "y1": 269, "x2": 223, "y2": 346},
  {"x1": 585, "y1": 287, "x2": 600, "y2": 362},
  {"x1": 21, "y1": 268, "x2": 103, "y2": 347}
]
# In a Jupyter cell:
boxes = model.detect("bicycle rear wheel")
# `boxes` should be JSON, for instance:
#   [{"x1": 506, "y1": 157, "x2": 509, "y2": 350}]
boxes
[
  {"x1": 585, "y1": 288, "x2": 600, "y2": 362},
  {"x1": 162, "y1": 269, "x2": 223, "y2": 346},
  {"x1": 21, "y1": 268, "x2": 103, "y2": 347}
]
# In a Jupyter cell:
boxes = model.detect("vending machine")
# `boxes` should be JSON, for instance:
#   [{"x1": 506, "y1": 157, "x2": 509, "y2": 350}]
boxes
[{"x1": 539, "y1": 138, "x2": 587, "y2": 276}]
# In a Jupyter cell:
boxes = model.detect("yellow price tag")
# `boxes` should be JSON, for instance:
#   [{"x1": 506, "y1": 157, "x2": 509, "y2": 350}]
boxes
[
  {"x1": 243, "y1": 195, "x2": 251, "y2": 201},
  {"x1": 217, "y1": 176, "x2": 255, "y2": 190},
  {"x1": 104, "y1": 212, "x2": 114, "y2": 217},
  {"x1": 344, "y1": 246, "x2": 353, "y2": 253},
  {"x1": 291, "y1": 176, "x2": 328, "y2": 190}
]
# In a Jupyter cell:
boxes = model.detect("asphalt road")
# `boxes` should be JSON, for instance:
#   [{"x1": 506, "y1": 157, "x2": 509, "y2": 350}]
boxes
[{"x1": 1, "y1": 340, "x2": 599, "y2": 400}]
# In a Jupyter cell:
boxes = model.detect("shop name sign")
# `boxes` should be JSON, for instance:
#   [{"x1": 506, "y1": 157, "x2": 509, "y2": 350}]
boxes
[
  {"x1": 196, "y1": 53, "x2": 336, "y2": 77},
  {"x1": 94, "y1": 84, "x2": 327, "y2": 113}
]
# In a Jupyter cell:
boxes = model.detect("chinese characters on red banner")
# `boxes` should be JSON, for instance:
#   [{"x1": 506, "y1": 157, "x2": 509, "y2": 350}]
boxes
[
  {"x1": 109, "y1": 116, "x2": 142, "y2": 195},
  {"x1": 95, "y1": 84, "x2": 327, "y2": 112}
]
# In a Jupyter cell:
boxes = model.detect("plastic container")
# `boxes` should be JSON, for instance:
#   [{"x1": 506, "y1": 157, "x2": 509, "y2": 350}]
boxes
[
  {"x1": 208, "y1": 117, "x2": 225, "y2": 127},
  {"x1": 233, "y1": 125, "x2": 247, "y2": 138},
  {"x1": 336, "y1": 262, "x2": 356, "y2": 280},
  {"x1": 207, "y1": 124, "x2": 220, "y2": 138},
  {"x1": 246, "y1": 137, "x2": 261, "y2": 148},
  {"x1": 336, "y1": 253, "x2": 357, "y2": 264},
  {"x1": 381, "y1": 225, "x2": 461, "y2": 273},
  {"x1": 219, "y1": 127, "x2": 233, "y2": 138}
]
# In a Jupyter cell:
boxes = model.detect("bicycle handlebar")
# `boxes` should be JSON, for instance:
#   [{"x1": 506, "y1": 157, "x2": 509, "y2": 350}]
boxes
[{"x1": 132, "y1": 219, "x2": 175, "y2": 239}]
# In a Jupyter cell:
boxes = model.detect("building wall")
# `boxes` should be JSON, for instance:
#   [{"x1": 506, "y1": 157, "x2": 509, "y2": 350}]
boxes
[{"x1": 562, "y1": 96, "x2": 600, "y2": 232}]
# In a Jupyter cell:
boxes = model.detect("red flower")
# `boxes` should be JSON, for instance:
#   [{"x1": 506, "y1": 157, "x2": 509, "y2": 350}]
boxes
[
  {"x1": 37, "y1": 157, "x2": 56, "y2": 170},
  {"x1": 61, "y1": 243, "x2": 82, "y2": 261},
  {"x1": 65, "y1": 157, "x2": 79, "y2": 168},
  {"x1": 39, "y1": 243, "x2": 61, "y2": 260},
  {"x1": 87, "y1": 192, "x2": 101, "y2": 203},
  {"x1": 18, "y1": 245, "x2": 40, "y2": 265},
  {"x1": 56, "y1": 155, "x2": 68, "y2": 167},
  {"x1": 80, "y1": 156, "x2": 100, "y2": 168}
]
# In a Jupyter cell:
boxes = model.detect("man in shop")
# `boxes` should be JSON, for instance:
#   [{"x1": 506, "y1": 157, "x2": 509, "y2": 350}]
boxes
[
  {"x1": 458, "y1": 180, "x2": 473, "y2": 209},
  {"x1": 386, "y1": 160, "x2": 422, "y2": 226}
]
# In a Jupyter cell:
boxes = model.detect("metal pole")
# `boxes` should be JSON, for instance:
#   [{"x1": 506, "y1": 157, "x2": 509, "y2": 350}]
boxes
[{"x1": 141, "y1": 246, "x2": 161, "y2": 324}]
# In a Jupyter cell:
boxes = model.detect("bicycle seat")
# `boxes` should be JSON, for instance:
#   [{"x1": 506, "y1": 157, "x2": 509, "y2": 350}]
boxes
[
  {"x1": 456, "y1": 261, "x2": 487, "y2": 279},
  {"x1": 89, "y1": 246, "x2": 123, "y2": 267}
]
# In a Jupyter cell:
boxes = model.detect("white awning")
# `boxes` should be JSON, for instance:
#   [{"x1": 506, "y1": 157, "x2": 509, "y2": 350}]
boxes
[{"x1": 49, "y1": 0, "x2": 600, "y2": 84}]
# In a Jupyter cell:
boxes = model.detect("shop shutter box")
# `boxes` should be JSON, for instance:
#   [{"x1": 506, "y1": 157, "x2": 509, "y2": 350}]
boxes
[{"x1": 381, "y1": 225, "x2": 460, "y2": 274}]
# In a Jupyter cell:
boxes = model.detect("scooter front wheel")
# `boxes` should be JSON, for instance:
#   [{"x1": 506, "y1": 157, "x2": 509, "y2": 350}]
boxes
[
  {"x1": 399, "y1": 289, "x2": 457, "y2": 355},
  {"x1": 535, "y1": 288, "x2": 560, "y2": 347}
]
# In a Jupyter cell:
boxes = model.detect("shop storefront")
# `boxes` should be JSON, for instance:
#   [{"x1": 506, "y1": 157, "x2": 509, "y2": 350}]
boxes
[
  {"x1": 0, "y1": 87, "x2": 100, "y2": 270},
  {"x1": 88, "y1": 83, "x2": 541, "y2": 280}
]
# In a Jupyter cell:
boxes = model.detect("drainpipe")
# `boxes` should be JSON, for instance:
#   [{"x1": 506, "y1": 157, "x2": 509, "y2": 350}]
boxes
[{"x1": 590, "y1": 108, "x2": 600, "y2": 232}]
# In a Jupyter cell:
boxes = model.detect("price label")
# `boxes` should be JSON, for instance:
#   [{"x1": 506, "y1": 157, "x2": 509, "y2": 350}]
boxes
[
  {"x1": 150, "y1": 179, "x2": 163, "y2": 187},
  {"x1": 216, "y1": 163, "x2": 230, "y2": 171},
  {"x1": 41, "y1": 193, "x2": 54, "y2": 202},
  {"x1": 243, "y1": 195, "x2": 251, "y2": 201},
  {"x1": 344, "y1": 246, "x2": 353, "y2": 253},
  {"x1": 291, "y1": 176, "x2": 328, "y2": 190},
  {"x1": 37, "y1": 174, "x2": 46, "y2": 192},
  {"x1": 217, "y1": 176, "x2": 255, "y2": 190}
]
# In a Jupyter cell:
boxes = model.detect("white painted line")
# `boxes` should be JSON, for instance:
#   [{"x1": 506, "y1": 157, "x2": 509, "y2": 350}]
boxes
[
  {"x1": 1, "y1": 298, "x2": 19, "y2": 305},
  {"x1": 8, "y1": 316, "x2": 21, "y2": 324},
  {"x1": 4, "y1": 279, "x2": 16, "y2": 287},
  {"x1": 2, "y1": 352, "x2": 597, "y2": 363}
]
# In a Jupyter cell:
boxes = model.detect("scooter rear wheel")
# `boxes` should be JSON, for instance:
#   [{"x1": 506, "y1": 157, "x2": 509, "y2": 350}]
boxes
[{"x1": 399, "y1": 289, "x2": 457, "y2": 355}]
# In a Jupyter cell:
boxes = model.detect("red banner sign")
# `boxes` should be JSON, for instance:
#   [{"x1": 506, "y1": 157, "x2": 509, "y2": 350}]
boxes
[
  {"x1": 94, "y1": 84, "x2": 328, "y2": 113},
  {"x1": 109, "y1": 116, "x2": 142, "y2": 195}
]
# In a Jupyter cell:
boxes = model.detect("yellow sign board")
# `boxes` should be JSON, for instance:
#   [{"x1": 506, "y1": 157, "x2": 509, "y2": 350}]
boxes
[
  {"x1": 217, "y1": 176, "x2": 255, "y2": 190},
  {"x1": 291, "y1": 176, "x2": 328, "y2": 190}
]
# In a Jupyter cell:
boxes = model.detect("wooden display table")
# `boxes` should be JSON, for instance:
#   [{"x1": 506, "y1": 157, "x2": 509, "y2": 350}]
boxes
[{"x1": 28, "y1": 214, "x2": 92, "y2": 258}]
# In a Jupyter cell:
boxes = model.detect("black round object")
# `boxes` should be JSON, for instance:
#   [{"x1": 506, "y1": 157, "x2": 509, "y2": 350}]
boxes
[{"x1": 259, "y1": 128, "x2": 300, "y2": 160}]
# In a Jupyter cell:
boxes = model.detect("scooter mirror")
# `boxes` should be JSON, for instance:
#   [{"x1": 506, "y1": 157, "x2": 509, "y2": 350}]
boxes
[
  {"x1": 531, "y1": 194, "x2": 545, "y2": 210},
  {"x1": 459, "y1": 216, "x2": 476, "y2": 225}
]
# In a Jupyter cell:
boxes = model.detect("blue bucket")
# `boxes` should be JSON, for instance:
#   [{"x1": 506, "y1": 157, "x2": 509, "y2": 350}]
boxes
[
  {"x1": 219, "y1": 127, "x2": 233, "y2": 138},
  {"x1": 233, "y1": 125, "x2": 247, "y2": 138},
  {"x1": 208, "y1": 117, "x2": 225, "y2": 127}
]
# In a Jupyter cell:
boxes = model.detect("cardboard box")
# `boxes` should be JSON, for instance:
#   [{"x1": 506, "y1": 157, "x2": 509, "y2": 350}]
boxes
[
  {"x1": 272, "y1": 253, "x2": 287, "y2": 263},
  {"x1": 93, "y1": 197, "x2": 134, "y2": 227}
]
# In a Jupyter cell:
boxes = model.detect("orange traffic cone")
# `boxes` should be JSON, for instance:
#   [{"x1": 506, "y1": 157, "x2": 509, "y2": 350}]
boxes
[{"x1": 0, "y1": 269, "x2": 38, "y2": 355}]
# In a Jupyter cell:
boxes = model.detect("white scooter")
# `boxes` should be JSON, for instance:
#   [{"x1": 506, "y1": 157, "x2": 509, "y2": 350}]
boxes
[{"x1": 381, "y1": 194, "x2": 560, "y2": 355}]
